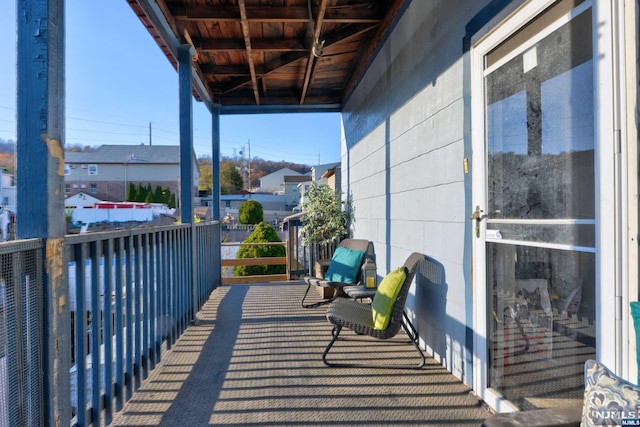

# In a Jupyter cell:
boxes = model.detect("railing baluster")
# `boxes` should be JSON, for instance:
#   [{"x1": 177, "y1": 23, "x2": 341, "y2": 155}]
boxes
[
  {"x1": 114, "y1": 237, "x2": 124, "y2": 411},
  {"x1": 156, "y1": 231, "x2": 167, "y2": 362},
  {"x1": 168, "y1": 229, "x2": 176, "y2": 347},
  {"x1": 148, "y1": 232, "x2": 156, "y2": 370},
  {"x1": 125, "y1": 235, "x2": 133, "y2": 400},
  {"x1": 134, "y1": 233, "x2": 142, "y2": 390},
  {"x1": 103, "y1": 239, "x2": 114, "y2": 424},
  {"x1": 89, "y1": 240, "x2": 101, "y2": 426},
  {"x1": 74, "y1": 243, "x2": 87, "y2": 426},
  {"x1": 142, "y1": 232, "x2": 149, "y2": 379}
]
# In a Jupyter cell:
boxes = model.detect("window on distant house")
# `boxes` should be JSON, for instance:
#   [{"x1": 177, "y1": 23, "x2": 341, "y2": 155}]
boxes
[
  {"x1": 64, "y1": 164, "x2": 70, "y2": 175},
  {"x1": 2, "y1": 197, "x2": 8, "y2": 206},
  {"x1": 90, "y1": 183, "x2": 97, "y2": 194},
  {"x1": 65, "y1": 184, "x2": 71, "y2": 193},
  {"x1": 88, "y1": 164, "x2": 98, "y2": 175}
]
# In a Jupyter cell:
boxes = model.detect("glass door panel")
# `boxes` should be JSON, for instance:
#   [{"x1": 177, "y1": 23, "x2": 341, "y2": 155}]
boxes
[{"x1": 484, "y1": 6, "x2": 596, "y2": 409}]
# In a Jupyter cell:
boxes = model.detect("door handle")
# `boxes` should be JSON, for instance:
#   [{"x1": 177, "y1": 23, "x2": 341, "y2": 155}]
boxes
[{"x1": 470, "y1": 205, "x2": 485, "y2": 238}]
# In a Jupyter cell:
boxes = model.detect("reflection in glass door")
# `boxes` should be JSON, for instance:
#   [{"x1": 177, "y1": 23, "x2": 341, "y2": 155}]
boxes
[{"x1": 483, "y1": 4, "x2": 596, "y2": 408}]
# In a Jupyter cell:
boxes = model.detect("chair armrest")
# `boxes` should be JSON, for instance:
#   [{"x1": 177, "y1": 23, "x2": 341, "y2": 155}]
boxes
[{"x1": 482, "y1": 406, "x2": 582, "y2": 427}]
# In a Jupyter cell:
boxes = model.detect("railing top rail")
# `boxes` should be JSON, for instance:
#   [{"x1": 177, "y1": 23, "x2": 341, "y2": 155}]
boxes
[
  {"x1": 196, "y1": 220, "x2": 220, "y2": 227},
  {"x1": 221, "y1": 241, "x2": 287, "y2": 247},
  {"x1": 0, "y1": 238, "x2": 43, "y2": 254},
  {"x1": 64, "y1": 223, "x2": 196, "y2": 245}
]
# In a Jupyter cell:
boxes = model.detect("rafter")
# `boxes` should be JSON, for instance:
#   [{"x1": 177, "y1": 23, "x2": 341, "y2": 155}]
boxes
[
  {"x1": 219, "y1": 23, "x2": 377, "y2": 95},
  {"x1": 300, "y1": 0, "x2": 329, "y2": 104},
  {"x1": 237, "y1": 0, "x2": 260, "y2": 105}
]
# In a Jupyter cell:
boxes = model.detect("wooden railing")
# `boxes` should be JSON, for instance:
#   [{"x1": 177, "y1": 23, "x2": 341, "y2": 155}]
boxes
[{"x1": 221, "y1": 242, "x2": 289, "y2": 284}]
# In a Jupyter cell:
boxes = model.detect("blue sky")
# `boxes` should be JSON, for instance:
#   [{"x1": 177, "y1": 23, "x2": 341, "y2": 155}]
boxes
[{"x1": 0, "y1": 1, "x2": 341, "y2": 165}]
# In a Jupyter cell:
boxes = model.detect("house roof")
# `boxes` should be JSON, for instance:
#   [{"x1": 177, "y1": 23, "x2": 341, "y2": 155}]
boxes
[
  {"x1": 64, "y1": 192, "x2": 102, "y2": 203},
  {"x1": 126, "y1": 0, "x2": 408, "y2": 113},
  {"x1": 260, "y1": 167, "x2": 304, "y2": 180},
  {"x1": 321, "y1": 165, "x2": 338, "y2": 178},
  {"x1": 65, "y1": 145, "x2": 196, "y2": 164},
  {"x1": 283, "y1": 175, "x2": 312, "y2": 183}
]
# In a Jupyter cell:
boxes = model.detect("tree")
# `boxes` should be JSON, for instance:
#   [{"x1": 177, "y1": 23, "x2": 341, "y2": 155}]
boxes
[
  {"x1": 198, "y1": 155, "x2": 213, "y2": 194},
  {"x1": 153, "y1": 185, "x2": 164, "y2": 203},
  {"x1": 300, "y1": 183, "x2": 352, "y2": 247},
  {"x1": 135, "y1": 183, "x2": 146, "y2": 202},
  {"x1": 234, "y1": 222, "x2": 285, "y2": 276},
  {"x1": 169, "y1": 193, "x2": 176, "y2": 209},
  {"x1": 239, "y1": 200, "x2": 264, "y2": 224},
  {"x1": 163, "y1": 187, "x2": 171, "y2": 204},
  {"x1": 126, "y1": 183, "x2": 136, "y2": 202},
  {"x1": 220, "y1": 161, "x2": 243, "y2": 194}
]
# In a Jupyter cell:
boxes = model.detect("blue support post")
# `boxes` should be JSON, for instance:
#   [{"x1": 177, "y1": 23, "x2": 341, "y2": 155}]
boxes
[
  {"x1": 179, "y1": 45, "x2": 194, "y2": 225},
  {"x1": 178, "y1": 45, "x2": 198, "y2": 322},
  {"x1": 211, "y1": 106, "x2": 221, "y2": 221},
  {"x1": 16, "y1": 1, "x2": 70, "y2": 425}
]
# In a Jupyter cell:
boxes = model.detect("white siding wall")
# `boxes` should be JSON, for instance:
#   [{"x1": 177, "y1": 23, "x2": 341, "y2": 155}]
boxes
[{"x1": 341, "y1": 0, "x2": 487, "y2": 385}]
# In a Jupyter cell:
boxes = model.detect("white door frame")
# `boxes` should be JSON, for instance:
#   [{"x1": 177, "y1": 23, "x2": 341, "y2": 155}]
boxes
[{"x1": 470, "y1": 0, "x2": 625, "y2": 411}]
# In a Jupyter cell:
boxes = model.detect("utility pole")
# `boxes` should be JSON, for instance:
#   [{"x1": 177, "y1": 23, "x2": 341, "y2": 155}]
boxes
[{"x1": 149, "y1": 122, "x2": 152, "y2": 145}]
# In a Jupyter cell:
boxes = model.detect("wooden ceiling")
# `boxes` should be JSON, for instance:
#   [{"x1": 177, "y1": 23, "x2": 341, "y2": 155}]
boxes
[{"x1": 127, "y1": 0, "x2": 406, "y2": 112}]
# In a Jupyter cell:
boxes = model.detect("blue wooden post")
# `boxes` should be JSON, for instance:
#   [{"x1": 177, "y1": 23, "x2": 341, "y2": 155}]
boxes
[
  {"x1": 179, "y1": 45, "x2": 194, "y2": 225},
  {"x1": 178, "y1": 45, "x2": 198, "y2": 321},
  {"x1": 16, "y1": 0, "x2": 71, "y2": 425},
  {"x1": 211, "y1": 105, "x2": 221, "y2": 221}
]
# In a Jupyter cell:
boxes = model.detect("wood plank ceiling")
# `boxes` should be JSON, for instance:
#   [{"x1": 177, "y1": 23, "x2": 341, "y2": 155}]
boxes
[{"x1": 127, "y1": 0, "x2": 405, "y2": 110}]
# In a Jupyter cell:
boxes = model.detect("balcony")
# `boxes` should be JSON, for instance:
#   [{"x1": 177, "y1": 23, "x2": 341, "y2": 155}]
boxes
[{"x1": 0, "y1": 224, "x2": 491, "y2": 426}]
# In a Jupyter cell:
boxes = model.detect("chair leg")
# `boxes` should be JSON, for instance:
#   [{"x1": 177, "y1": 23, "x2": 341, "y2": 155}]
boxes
[
  {"x1": 302, "y1": 283, "x2": 334, "y2": 308},
  {"x1": 322, "y1": 324, "x2": 426, "y2": 369},
  {"x1": 301, "y1": 282, "x2": 313, "y2": 308},
  {"x1": 403, "y1": 312, "x2": 419, "y2": 342},
  {"x1": 401, "y1": 321, "x2": 426, "y2": 369},
  {"x1": 322, "y1": 325, "x2": 342, "y2": 366}
]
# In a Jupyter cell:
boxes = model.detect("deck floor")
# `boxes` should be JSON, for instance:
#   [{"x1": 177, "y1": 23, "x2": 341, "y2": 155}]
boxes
[{"x1": 111, "y1": 282, "x2": 491, "y2": 426}]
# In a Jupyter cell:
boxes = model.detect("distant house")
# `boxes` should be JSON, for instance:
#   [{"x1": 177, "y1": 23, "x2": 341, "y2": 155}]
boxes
[
  {"x1": 64, "y1": 191, "x2": 101, "y2": 208},
  {"x1": 0, "y1": 169, "x2": 16, "y2": 212},
  {"x1": 283, "y1": 175, "x2": 312, "y2": 210},
  {"x1": 259, "y1": 167, "x2": 304, "y2": 194},
  {"x1": 295, "y1": 163, "x2": 341, "y2": 209},
  {"x1": 64, "y1": 145, "x2": 198, "y2": 202},
  {"x1": 309, "y1": 162, "x2": 340, "y2": 183},
  {"x1": 321, "y1": 164, "x2": 341, "y2": 194}
]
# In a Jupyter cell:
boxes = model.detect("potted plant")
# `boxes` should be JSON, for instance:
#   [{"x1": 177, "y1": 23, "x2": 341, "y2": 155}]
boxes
[{"x1": 299, "y1": 183, "x2": 353, "y2": 274}]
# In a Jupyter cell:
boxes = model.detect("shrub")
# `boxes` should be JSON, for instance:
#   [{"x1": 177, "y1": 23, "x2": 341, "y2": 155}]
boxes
[
  {"x1": 239, "y1": 200, "x2": 264, "y2": 224},
  {"x1": 234, "y1": 222, "x2": 285, "y2": 276}
]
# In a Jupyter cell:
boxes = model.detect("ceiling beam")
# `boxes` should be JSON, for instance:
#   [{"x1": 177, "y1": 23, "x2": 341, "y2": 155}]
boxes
[
  {"x1": 300, "y1": 0, "x2": 329, "y2": 104},
  {"x1": 219, "y1": 23, "x2": 377, "y2": 95},
  {"x1": 237, "y1": 0, "x2": 260, "y2": 105},
  {"x1": 193, "y1": 37, "x2": 307, "y2": 52},
  {"x1": 170, "y1": 5, "x2": 383, "y2": 23}
]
